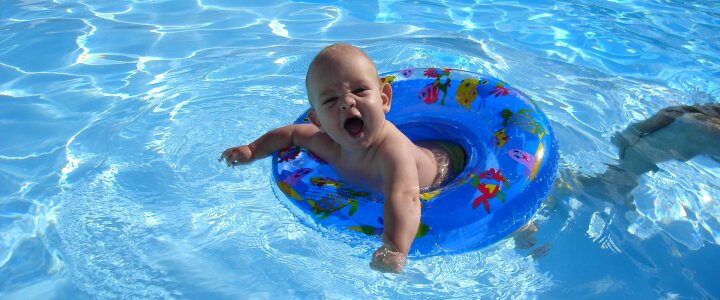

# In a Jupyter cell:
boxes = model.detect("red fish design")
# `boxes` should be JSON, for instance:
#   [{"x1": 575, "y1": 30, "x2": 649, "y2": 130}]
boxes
[
  {"x1": 471, "y1": 168, "x2": 508, "y2": 212},
  {"x1": 277, "y1": 147, "x2": 301, "y2": 162},
  {"x1": 421, "y1": 68, "x2": 452, "y2": 105},
  {"x1": 419, "y1": 83, "x2": 440, "y2": 104},
  {"x1": 490, "y1": 83, "x2": 509, "y2": 97}
]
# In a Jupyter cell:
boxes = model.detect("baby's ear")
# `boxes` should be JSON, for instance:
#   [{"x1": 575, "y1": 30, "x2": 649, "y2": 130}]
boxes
[
  {"x1": 307, "y1": 109, "x2": 324, "y2": 132},
  {"x1": 381, "y1": 83, "x2": 392, "y2": 113}
]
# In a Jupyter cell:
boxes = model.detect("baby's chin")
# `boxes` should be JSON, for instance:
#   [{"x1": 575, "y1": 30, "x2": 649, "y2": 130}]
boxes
[{"x1": 339, "y1": 134, "x2": 376, "y2": 150}]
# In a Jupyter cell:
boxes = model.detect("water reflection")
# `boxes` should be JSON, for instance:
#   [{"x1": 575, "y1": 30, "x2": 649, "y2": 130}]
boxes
[{"x1": 553, "y1": 103, "x2": 720, "y2": 252}]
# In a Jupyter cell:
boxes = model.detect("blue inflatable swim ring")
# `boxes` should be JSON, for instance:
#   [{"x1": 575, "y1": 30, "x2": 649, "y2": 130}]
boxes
[{"x1": 272, "y1": 68, "x2": 559, "y2": 256}]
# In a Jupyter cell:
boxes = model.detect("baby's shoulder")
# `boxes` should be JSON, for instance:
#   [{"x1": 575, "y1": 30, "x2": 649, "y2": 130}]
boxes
[
  {"x1": 292, "y1": 124, "x2": 339, "y2": 158},
  {"x1": 375, "y1": 134, "x2": 427, "y2": 169}
]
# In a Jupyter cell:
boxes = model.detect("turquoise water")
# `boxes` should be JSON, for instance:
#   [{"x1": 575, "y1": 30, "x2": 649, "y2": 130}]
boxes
[{"x1": 1, "y1": 0, "x2": 719, "y2": 299}]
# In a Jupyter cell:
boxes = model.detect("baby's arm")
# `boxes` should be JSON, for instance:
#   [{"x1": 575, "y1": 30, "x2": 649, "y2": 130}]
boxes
[
  {"x1": 370, "y1": 145, "x2": 421, "y2": 273},
  {"x1": 220, "y1": 124, "x2": 324, "y2": 166}
]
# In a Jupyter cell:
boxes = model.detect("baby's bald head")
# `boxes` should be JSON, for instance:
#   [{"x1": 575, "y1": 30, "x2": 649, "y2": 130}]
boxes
[{"x1": 305, "y1": 44, "x2": 379, "y2": 106}]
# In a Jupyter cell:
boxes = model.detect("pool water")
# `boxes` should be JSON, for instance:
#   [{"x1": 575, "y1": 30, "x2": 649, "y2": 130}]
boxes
[{"x1": 1, "y1": 0, "x2": 719, "y2": 299}]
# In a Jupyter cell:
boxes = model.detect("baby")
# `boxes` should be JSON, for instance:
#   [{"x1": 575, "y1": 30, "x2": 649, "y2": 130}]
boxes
[{"x1": 220, "y1": 44, "x2": 462, "y2": 273}]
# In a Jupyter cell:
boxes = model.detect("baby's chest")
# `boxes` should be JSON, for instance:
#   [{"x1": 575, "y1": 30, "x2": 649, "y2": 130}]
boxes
[{"x1": 332, "y1": 161, "x2": 382, "y2": 192}]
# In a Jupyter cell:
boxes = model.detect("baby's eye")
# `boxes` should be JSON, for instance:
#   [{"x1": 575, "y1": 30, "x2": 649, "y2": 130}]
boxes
[
  {"x1": 322, "y1": 97, "x2": 338, "y2": 105},
  {"x1": 353, "y1": 87, "x2": 370, "y2": 95}
]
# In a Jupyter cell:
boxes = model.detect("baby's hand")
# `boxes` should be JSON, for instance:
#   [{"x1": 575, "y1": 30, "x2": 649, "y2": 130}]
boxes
[
  {"x1": 370, "y1": 245, "x2": 406, "y2": 273},
  {"x1": 219, "y1": 145, "x2": 253, "y2": 167}
]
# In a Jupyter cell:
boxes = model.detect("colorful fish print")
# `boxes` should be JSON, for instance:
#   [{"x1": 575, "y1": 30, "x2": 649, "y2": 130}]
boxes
[
  {"x1": 423, "y1": 68, "x2": 444, "y2": 78},
  {"x1": 400, "y1": 68, "x2": 414, "y2": 78},
  {"x1": 306, "y1": 150, "x2": 327, "y2": 164},
  {"x1": 349, "y1": 226, "x2": 384, "y2": 236},
  {"x1": 501, "y1": 108, "x2": 548, "y2": 139},
  {"x1": 302, "y1": 111, "x2": 312, "y2": 123},
  {"x1": 419, "y1": 83, "x2": 440, "y2": 104},
  {"x1": 349, "y1": 217, "x2": 385, "y2": 236},
  {"x1": 455, "y1": 78, "x2": 480, "y2": 110},
  {"x1": 493, "y1": 128, "x2": 509, "y2": 147},
  {"x1": 277, "y1": 147, "x2": 301, "y2": 162},
  {"x1": 509, "y1": 144, "x2": 545, "y2": 180},
  {"x1": 279, "y1": 168, "x2": 312, "y2": 186},
  {"x1": 490, "y1": 83, "x2": 509, "y2": 97},
  {"x1": 508, "y1": 149, "x2": 536, "y2": 175},
  {"x1": 306, "y1": 193, "x2": 358, "y2": 219},
  {"x1": 420, "y1": 189, "x2": 441, "y2": 201},
  {"x1": 349, "y1": 217, "x2": 430, "y2": 238},
  {"x1": 338, "y1": 188, "x2": 370, "y2": 198},
  {"x1": 421, "y1": 68, "x2": 452, "y2": 105},
  {"x1": 469, "y1": 168, "x2": 508, "y2": 212},
  {"x1": 276, "y1": 168, "x2": 312, "y2": 200},
  {"x1": 310, "y1": 177, "x2": 344, "y2": 188},
  {"x1": 277, "y1": 181, "x2": 303, "y2": 200},
  {"x1": 380, "y1": 75, "x2": 396, "y2": 85}
]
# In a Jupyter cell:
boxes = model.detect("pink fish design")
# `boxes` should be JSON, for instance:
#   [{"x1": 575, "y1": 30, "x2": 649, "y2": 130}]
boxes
[
  {"x1": 280, "y1": 168, "x2": 312, "y2": 186},
  {"x1": 508, "y1": 149, "x2": 536, "y2": 176}
]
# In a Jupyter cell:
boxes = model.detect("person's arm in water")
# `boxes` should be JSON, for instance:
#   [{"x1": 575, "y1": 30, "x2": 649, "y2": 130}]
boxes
[
  {"x1": 370, "y1": 144, "x2": 422, "y2": 273},
  {"x1": 219, "y1": 123, "x2": 330, "y2": 165},
  {"x1": 612, "y1": 106, "x2": 692, "y2": 159}
]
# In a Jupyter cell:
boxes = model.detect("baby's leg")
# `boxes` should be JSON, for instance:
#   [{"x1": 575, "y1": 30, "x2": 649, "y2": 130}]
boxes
[{"x1": 416, "y1": 141, "x2": 466, "y2": 190}]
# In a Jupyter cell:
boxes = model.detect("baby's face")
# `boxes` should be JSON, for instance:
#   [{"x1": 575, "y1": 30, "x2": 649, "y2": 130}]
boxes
[{"x1": 307, "y1": 51, "x2": 391, "y2": 150}]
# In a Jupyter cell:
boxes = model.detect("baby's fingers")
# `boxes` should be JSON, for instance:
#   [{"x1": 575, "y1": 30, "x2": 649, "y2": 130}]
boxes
[
  {"x1": 370, "y1": 246, "x2": 405, "y2": 273},
  {"x1": 219, "y1": 149, "x2": 237, "y2": 166}
]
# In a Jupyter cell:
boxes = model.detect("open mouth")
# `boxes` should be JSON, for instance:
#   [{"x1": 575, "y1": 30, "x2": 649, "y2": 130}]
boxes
[{"x1": 343, "y1": 117, "x2": 364, "y2": 138}]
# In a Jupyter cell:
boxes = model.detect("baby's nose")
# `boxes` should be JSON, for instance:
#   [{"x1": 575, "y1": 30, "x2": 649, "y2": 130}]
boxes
[{"x1": 339, "y1": 95, "x2": 356, "y2": 110}]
